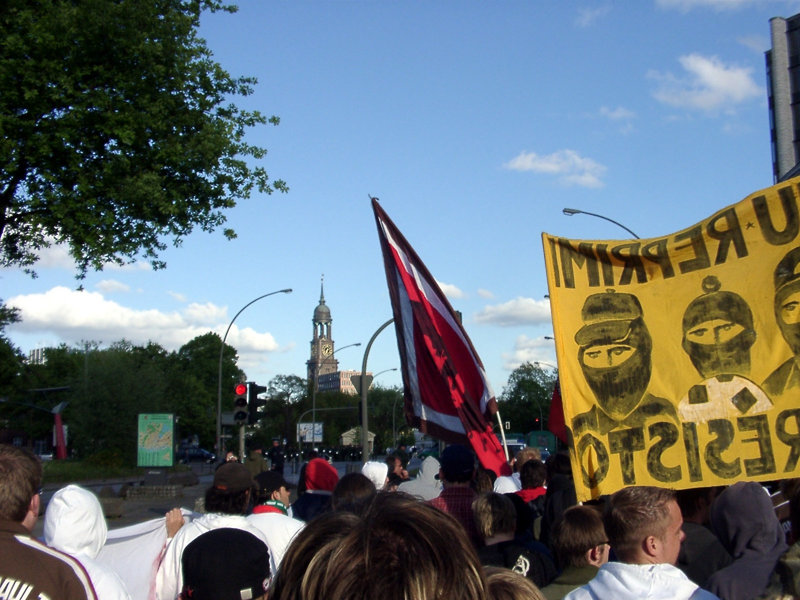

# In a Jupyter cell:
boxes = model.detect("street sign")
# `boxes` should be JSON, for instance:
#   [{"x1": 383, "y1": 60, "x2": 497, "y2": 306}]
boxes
[{"x1": 350, "y1": 374, "x2": 373, "y2": 395}]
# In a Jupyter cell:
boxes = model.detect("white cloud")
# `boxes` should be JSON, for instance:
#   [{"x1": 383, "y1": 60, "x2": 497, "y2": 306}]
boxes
[
  {"x1": 502, "y1": 335, "x2": 558, "y2": 371},
  {"x1": 475, "y1": 297, "x2": 552, "y2": 327},
  {"x1": 737, "y1": 34, "x2": 768, "y2": 54},
  {"x1": 649, "y1": 53, "x2": 763, "y2": 112},
  {"x1": 32, "y1": 244, "x2": 75, "y2": 269},
  {"x1": 95, "y1": 279, "x2": 130, "y2": 294},
  {"x1": 436, "y1": 280, "x2": 465, "y2": 299},
  {"x1": 5, "y1": 286, "x2": 282, "y2": 358},
  {"x1": 477, "y1": 288, "x2": 494, "y2": 299},
  {"x1": 599, "y1": 106, "x2": 636, "y2": 121},
  {"x1": 576, "y1": 5, "x2": 611, "y2": 27},
  {"x1": 656, "y1": 0, "x2": 760, "y2": 11},
  {"x1": 183, "y1": 302, "x2": 228, "y2": 325},
  {"x1": 168, "y1": 291, "x2": 187, "y2": 302},
  {"x1": 504, "y1": 150, "x2": 607, "y2": 188}
]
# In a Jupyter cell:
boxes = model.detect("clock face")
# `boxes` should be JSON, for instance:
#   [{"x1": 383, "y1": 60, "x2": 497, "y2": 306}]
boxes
[{"x1": 321, "y1": 344, "x2": 332, "y2": 356}]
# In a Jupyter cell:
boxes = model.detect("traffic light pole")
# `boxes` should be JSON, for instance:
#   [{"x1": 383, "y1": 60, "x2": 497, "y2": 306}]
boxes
[{"x1": 216, "y1": 289, "x2": 291, "y2": 456}]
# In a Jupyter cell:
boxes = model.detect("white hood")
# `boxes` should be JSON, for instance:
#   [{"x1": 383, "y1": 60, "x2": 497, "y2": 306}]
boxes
[
  {"x1": 44, "y1": 484, "x2": 107, "y2": 560},
  {"x1": 417, "y1": 456, "x2": 441, "y2": 484},
  {"x1": 566, "y1": 562, "x2": 716, "y2": 600}
]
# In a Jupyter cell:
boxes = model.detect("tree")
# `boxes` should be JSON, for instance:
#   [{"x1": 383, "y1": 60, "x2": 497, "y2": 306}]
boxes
[
  {"x1": 1, "y1": 0, "x2": 286, "y2": 278},
  {"x1": 498, "y1": 362, "x2": 557, "y2": 434}
]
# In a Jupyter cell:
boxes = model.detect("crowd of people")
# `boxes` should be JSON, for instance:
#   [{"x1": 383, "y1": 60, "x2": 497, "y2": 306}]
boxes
[{"x1": 4, "y1": 441, "x2": 800, "y2": 600}]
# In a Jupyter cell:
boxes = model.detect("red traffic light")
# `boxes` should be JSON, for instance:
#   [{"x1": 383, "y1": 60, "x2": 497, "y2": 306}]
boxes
[{"x1": 235, "y1": 383, "x2": 247, "y2": 396}]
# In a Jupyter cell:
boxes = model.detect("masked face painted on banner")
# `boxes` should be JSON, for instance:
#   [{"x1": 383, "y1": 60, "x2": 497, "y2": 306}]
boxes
[
  {"x1": 776, "y1": 288, "x2": 800, "y2": 356},
  {"x1": 575, "y1": 291, "x2": 653, "y2": 421},
  {"x1": 682, "y1": 276, "x2": 755, "y2": 379},
  {"x1": 578, "y1": 319, "x2": 653, "y2": 421}
]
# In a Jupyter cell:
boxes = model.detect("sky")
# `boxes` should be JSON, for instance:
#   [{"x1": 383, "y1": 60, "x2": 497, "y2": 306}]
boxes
[{"x1": 4, "y1": 0, "x2": 800, "y2": 399}]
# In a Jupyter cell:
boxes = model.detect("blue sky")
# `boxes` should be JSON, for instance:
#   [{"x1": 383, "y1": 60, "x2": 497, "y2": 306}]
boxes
[{"x1": 4, "y1": 0, "x2": 798, "y2": 397}]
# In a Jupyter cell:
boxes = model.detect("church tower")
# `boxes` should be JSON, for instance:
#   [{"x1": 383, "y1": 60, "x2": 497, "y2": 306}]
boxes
[{"x1": 307, "y1": 277, "x2": 338, "y2": 381}]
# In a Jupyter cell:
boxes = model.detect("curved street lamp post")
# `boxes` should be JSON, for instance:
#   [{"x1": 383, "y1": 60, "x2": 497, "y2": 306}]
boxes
[
  {"x1": 216, "y1": 288, "x2": 292, "y2": 455},
  {"x1": 562, "y1": 208, "x2": 640, "y2": 239},
  {"x1": 360, "y1": 318, "x2": 395, "y2": 462}
]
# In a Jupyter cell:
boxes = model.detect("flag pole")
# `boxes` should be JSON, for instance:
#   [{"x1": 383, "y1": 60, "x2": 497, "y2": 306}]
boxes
[{"x1": 494, "y1": 411, "x2": 511, "y2": 461}]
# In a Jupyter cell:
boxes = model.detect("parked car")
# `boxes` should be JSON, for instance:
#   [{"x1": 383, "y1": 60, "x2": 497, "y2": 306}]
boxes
[{"x1": 179, "y1": 447, "x2": 216, "y2": 464}]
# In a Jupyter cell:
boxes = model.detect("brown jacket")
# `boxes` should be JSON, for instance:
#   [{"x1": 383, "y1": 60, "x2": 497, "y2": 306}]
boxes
[{"x1": 0, "y1": 519, "x2": 97, "y2": 600}]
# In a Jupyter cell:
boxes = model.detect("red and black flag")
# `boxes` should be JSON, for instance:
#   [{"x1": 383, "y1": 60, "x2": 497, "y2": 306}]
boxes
[{"x1": 372, "y1": 198, "x2": 511, "y2": 476}]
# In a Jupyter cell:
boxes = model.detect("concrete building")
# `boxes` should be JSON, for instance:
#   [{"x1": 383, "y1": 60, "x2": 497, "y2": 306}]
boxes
[{"x1": 767, "y1": 14, "x2": 800, "y2": 181}]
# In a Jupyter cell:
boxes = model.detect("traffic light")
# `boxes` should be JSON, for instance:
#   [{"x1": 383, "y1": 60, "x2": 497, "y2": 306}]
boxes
[
  {"x1": 248, "y1": 382, "x2": 267, "y2": 425},
  {"x1": 233, "y1": 383, "x2": 248, "y2": 425}
]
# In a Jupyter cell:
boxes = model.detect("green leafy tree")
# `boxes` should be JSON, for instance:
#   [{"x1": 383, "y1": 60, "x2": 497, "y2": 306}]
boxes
[
  {"x1": 1, "y1": 0, "x2": 286, "y2": 278},
  {"x1": 172, "y1": 332, "x2": 243, "y2": 448},
  {"x1": 69, "y1": 340, "x2": 171, "y2": 462},
  {"x1": 256, "y1": 374, "x2": 308, "y2": 450},
  {"x1": 498, "y1": 362, "x2": 557, "y2": 435}
]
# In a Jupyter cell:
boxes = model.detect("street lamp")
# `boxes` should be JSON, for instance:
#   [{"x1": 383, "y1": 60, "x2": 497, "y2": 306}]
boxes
[
  {"x1": 562, "y1": 208, "x2": 640, "y2": 239},
  {"x1": 216, "y1": 288, "x2": 292, "y2": 455},
  {"x1": 360, "y1": 318, "x2": 395, "y2": 462},
  {"x1": 312, "y1": 342, "x2": 361, "y2": 446}
]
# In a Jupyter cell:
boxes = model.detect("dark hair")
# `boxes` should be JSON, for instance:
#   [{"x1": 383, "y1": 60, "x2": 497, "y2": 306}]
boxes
[
  {"x1": 0, "y1": 445, "x2": 41, "y2": 522},
  {"x1": 332, "y1": 473, "x2": 376, "y2": 515},
  {"x1": 520, "y1": 459, "x2": 546, "y2": 489},
  {"x1": 551, "y1": 505, "x2": 607, "y2": 568},
  {"x1": 204, "y1": 486, "x2": 251, "y2": 515},
  {"x1": 473, "y1": 467, "x2": 496, "y2": 494},
  {"x1": 473, "y1": 492, "x2": 517, "y2": 540}
]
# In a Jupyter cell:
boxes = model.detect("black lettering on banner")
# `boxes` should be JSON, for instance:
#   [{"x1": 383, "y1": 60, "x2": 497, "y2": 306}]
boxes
[
  {"x1": 558, "y1": 239, "x2": 598, "y2": 289},
  {"x1": 577, "y1": 433, "x2": 609, "y2": 489},
  {"x1": 595, "y1": 244, "x2": 615, "y2": 286},
  {"x1": 776, "y1": 408, "x2": 800, "y2": 472},
  {"x1": 738, "y1": 414, "x2": 776, "y2": 476},
  {"x1": 609, "y1": 427, "x2": 645, "y2": 485},
  {"x1": 707, "y1": 207, "x2": 748, "y2": 264},
  {"x1": 611, "y1": 243, "x2": 646, "y2": 286},
  {"x1": 548, "y1": 237, "x2": 561, "y2": 288},
  {"x1": 682, "y1": 422, "x2": 703, "y2": 482},
  {"x1": 646, "y1": 421, "x2": 681, "y2": 482},
  {"x1": 676, "y1": 226, "x2": 711, "y2": 275},
  {"x1": 704, "y1": 419, "x2": 741, "y2": 479},
  {"x1": 753, "y1": 186, "x2": 800, "y2": 246},
  {"x1": 641, "y1": 239, "x2": 675, "y2": 280}
]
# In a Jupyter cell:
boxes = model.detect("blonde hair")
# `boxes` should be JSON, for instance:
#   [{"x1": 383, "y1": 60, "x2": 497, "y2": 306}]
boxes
[{"x1": 484, "y1": 567, "x2": 546, "y2": 600}]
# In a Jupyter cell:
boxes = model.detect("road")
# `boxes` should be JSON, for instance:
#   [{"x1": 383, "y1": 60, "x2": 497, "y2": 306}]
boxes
[{"x1": 32, "y1": 460, "x2": 361, "y2": 538}]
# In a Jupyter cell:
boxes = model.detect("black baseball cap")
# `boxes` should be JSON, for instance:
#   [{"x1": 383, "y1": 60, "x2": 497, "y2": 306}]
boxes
[{"x1": 181, "y1": 528, "x2": 270, "y2": 600}]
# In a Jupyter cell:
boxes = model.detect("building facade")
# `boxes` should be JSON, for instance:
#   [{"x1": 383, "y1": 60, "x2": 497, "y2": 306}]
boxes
[
  {"x1": 767, "y1": 14, "x2": 800, "y2": 181},
  {"x1": 307, "y1": 278, "x2": 339, "y2": 381},
  {"x1": 306, "y1": 280, "x2": 370, "y2": 395}
]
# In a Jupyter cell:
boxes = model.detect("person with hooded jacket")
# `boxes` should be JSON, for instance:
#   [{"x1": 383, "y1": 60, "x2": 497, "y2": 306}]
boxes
[
  {"x1": 398, "y1": 456, "x2": 443, "y2": 501},
  {"x1": 44, "y1": 484, "x2": 131, "y2": 600},
  {"x1": 705, "y1": 481, "x2": 787, "y2": 600}
]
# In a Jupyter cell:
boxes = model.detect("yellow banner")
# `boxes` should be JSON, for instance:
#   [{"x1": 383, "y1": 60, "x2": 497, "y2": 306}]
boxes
[{"x1": 542, "y1": 178, "x2": 800, "y2": 501}]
